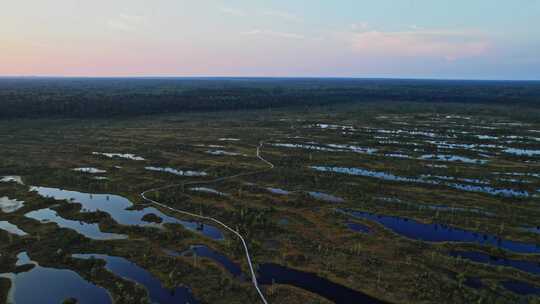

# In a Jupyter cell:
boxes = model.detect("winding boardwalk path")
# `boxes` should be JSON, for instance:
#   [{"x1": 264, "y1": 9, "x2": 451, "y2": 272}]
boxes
[{"x1": 141, "y1": 142, "x2": 273, "y2": 304}]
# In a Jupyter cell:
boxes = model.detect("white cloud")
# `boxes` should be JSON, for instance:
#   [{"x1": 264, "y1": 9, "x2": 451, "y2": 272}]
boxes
[
  {"x1": 351, "y1": 22, "x2": 369, "y2": 31},
  {"x1": 220, "y1": 7, "x2": 246, "y2": 17},
  {"x1": 350, "y1": 29, "x2": 490, "y2": 61},
  {"x1": 263, "y1": 10, "x2": 302, "y2": 22},
  {"x1": 408, "y1": 25, "x2": 423, "y2": 30},
  {"x1": 242, "y1": 29, "x2": 305, "y2": 40},
  {"x1": 107, "y1": 14, "x2": 146, "y2": 32}
]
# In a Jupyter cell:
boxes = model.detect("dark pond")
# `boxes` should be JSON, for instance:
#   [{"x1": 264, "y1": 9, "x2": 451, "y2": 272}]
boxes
[
  {"x1": 347, "y1": 222, "x2": 371, "y2": 234},
  {"x1": 450, "y1": 251, "x2": 540, "y2": 276},
  {"x1": 464, "y1": 277, "x2": 483, "y2": 289},
  {"x1": 165, "y1": 245, "x2": 242, "y2": 277},
  {"x1": 73, "y1": 253, "x2": 198, "y2": 304},
  {"x1": 502, "y1": 281, "x2": 540, "y2": 296},
  {"x1": 258, "y1": 263, "x2": 385, "y2": 304},
  {"x1": 0, "y1": 252, "x2": 111, "y2": 304},
  {"x1": 344, "y1": 210, "x2": 540, "y2": 254},
  {"x1": 31, "y1": 186, "x2": 223, "y2": 240},
  {"x1": 25, "y1": 208, "x2": 127, "y2": 240}
]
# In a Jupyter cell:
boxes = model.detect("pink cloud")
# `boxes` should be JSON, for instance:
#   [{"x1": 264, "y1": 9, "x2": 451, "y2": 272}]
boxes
[{"x1": 350, "y1": 29, "x2": 490, "y2": 61}]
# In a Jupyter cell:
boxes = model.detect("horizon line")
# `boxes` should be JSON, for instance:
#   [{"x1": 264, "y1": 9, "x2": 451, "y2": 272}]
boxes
[{"x1": 0, "y1": 75, "x2": 539, "y2": 82}]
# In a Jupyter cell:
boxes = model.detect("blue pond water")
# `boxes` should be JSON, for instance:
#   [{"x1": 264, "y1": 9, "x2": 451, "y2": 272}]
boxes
[
  {"x1": 25, "y1": 208, "x2": 127, "y2": 240},
  {"x1": 190, "y1": 187, "x2": 229, "y2": 197},
  {"x1": 347, "y1": 222, "x2": 371, "y2": 234},
  {"x1": 0, "y1": 221, "x2": 27, "y2": 236},
  {"x1": 450, "y1": 251, "x2": 540, "y2": 276},
  {"x1": 524, "y1": 226, "x2": 540, "y2": 234},
  {"x1": 502, "y1": 281, "x2": 540, "y2": 296},
  {"x1": 165, "y1": 245, "x2": 242, "y2": 277},
  {"x1": 31, "y1": 186, "x2": 223, "y2": 240},
  {"x1": 73, "y1": 253, "x2": 198, "y2": 304},
  {"x1": 0, "y1": 252, "x2": 111, "y2": 304},
  {"x1": 145, "y1": 166, "x2": 207, "y2": 177},
  {"x1": 258, "y1": 263, "x2": 385, "y2": 304},
  {"x1": 464, "y1": 277, "x2": 483, "y2": 289},
  {"x1": 266, "y1": 187, "x2": 290, "y2": 195},
  {"x1": 503, "y1": 148, "x2": 540, "y2": 157},
  {"x1": 344, "y1": 210, "x2": 540, "y2": 254},
  {"x1": 311, "y1": 166, "x2": 530, "y2": 197},
  {"x1": 308, "y1": 191, "x2": 345, "y2": 203}
]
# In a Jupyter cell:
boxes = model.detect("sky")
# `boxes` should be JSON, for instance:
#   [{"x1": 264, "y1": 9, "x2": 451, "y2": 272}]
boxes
[{"x1": 1, "y1": 0, "x2": 539, "y2": 80}]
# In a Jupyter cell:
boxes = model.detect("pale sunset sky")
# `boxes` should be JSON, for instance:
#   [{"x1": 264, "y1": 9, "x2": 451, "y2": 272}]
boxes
[{"x1": 1, "y1": 0, "x2": 539, "y2": 79}]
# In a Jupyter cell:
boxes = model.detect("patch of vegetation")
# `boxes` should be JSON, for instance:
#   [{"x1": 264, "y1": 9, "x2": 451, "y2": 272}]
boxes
[{"x1": 141, "y1": 213, "x2": 163, "y2": 224}]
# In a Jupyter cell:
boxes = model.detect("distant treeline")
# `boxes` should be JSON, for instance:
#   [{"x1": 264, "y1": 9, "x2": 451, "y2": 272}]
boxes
[{"x1": 1, "y1": 78, "x2": 539, "y2": 118}]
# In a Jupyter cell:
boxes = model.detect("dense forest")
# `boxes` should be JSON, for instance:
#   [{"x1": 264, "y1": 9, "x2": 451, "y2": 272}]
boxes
[{"x1": 1, "y1": 77, "x2": 539, "y2": 119}]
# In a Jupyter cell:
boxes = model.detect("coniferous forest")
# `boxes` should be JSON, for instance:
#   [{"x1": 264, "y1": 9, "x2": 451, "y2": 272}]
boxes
[{"x1": 1, "y1": 78, "x2": 539, "y2": 118}]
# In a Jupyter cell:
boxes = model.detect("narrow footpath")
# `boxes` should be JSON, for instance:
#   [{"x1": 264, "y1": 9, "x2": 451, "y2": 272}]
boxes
[{"x1": 141, "y1": 142, "x2": 274, "y2": 304}]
